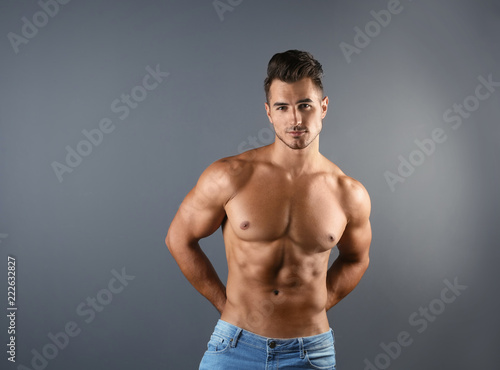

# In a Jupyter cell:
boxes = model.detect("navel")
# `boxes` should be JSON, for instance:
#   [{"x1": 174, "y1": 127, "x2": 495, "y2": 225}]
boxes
[
  {"x1": 240, "y1": 221, "x2": 250, "y2": 230},
  {"x1": 273, "y1": 290, "x2": 279, "y2": 296},
  {"x1": 328, "y1": 234, "x2": 336, "y2": 243}
]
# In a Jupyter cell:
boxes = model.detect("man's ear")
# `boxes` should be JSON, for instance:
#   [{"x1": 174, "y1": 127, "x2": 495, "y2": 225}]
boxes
[
  {"x1": 265, "y1": 102, "x2": 273, "y2": 124},
  {"x1": 321, "y1": 96, "x2": 329, "y2": 120}
]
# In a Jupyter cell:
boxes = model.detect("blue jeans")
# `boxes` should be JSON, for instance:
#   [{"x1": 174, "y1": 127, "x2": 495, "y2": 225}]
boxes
[{"x1": 199, "y1": 319, "x2": 336, "y2": 369}]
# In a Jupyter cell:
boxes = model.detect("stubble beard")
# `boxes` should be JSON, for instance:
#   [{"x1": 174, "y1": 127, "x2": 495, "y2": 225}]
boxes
[{"x1": 275, "y1": 128, "x2": 321, "y2": 150}]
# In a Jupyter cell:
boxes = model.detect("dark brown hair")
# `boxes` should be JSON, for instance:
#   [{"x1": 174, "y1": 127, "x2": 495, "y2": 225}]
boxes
[{"x1": 264, "y1": 50, "x2": 324, "y2": 103}]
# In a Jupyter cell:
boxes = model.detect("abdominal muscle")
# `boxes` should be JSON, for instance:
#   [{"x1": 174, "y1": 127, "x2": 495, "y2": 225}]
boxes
[{"x1": 220, "y1": 236, "x2": 333, "y2": 338}]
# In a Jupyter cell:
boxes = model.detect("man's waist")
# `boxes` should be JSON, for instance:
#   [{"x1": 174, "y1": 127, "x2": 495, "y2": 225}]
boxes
[
  {"x1": 220, "y1": 298, "x2": 330, "y2": 338},
  {"x1": 211, "y1": 319, "x2": 334, "y2": 351}
]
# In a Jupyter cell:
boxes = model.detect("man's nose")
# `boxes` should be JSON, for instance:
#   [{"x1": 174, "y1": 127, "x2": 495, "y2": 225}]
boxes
[{"x1": 291, "y1": 108, "x2": 302, "y2": 124}]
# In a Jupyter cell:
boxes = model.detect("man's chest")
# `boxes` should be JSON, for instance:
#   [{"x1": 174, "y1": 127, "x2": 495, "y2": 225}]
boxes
[{"x1": 224, "y1": 173, "x2": 347, "y2": 249}]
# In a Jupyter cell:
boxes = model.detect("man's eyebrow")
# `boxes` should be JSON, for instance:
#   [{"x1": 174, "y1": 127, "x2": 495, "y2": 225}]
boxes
[{"x1": 272, "y1": 98, "x2": 314, "y2": 107}]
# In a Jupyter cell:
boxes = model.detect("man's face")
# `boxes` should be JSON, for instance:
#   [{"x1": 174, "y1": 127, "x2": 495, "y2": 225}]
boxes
[{"x1": 265, "y1": 77, "x2": 328, "y2": 150}]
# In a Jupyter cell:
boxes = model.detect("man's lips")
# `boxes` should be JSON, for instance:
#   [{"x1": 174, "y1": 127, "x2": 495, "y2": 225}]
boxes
[{"x1": 288, "y1": 130, "x2": 306, "y2": 137}]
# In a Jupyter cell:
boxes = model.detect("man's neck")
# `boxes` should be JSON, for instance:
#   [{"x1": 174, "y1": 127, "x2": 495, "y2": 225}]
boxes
[{"x1": 268, "y1": 139, "x2": 322, "y2": 177}]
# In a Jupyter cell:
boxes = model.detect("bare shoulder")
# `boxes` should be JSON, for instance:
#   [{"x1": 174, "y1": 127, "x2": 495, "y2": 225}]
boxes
[
  {"x1": 322, "y1": 159, "x2": 371, "y2": 224},
  {"x1": 197, "y1": 148, "x2": 258, "y2": 205},
  {"x1": 207, "y1": 148, "x2": 258, "y2": 181},
  {"x1": 339, "y1": 175, "x2": 371, "y2": 217}
]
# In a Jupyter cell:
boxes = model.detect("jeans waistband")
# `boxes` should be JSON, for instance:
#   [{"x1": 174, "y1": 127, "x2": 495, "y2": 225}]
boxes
[{"x1": 212, "y1": 319, "x2": 334, "y2": 352}]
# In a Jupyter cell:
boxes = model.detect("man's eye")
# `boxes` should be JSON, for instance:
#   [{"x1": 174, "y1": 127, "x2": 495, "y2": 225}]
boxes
[
  {"x1": 300, "y1": 104, "x2": 311, "y2": 109},
  {"x1": 277, "y1": 106, "x2": 286, "y2": 111}
]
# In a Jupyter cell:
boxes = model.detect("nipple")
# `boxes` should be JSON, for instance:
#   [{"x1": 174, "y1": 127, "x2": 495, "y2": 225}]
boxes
[
  {"x1": 240, "y1": 221, "x2": 250, "y2": 230},
  {"x1": 328, "y1": 234, "x2": 335, "y2": 243}
]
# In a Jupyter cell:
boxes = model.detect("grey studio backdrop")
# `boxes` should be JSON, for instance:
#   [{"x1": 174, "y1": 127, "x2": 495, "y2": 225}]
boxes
[{"x1": 0, "y1": 0, "x2": 499, "y2": 369}]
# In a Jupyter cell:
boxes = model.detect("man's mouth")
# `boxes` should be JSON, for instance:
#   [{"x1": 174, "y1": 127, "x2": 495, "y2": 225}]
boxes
[{"x1": 288, "y1": 130, "x2": 306, "y2": 137}]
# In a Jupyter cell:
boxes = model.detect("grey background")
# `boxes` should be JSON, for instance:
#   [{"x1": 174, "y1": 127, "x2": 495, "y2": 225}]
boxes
[{"x1": 1, "y1": 0, "x2": 499, "y2": 369}]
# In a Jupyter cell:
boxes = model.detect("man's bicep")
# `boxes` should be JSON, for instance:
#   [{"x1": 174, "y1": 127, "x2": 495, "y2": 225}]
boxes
[
  {"x1": 167, "y1": 162, "x2": 231, "y2": 244},
  {"x1": 337, "y1": 218, "x2": 371, "y2": 261},
  {"x1": 337, "y1": 181, "x2": 372, "y2": 261},
  {"x1": 175, "y1": 187, "x2": 226, "y2": 241}
]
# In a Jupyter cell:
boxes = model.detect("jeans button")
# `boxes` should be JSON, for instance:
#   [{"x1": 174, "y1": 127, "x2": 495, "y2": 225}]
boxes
[{"x1": 269, "y1": 341, "x2": 276, "y2": 348}]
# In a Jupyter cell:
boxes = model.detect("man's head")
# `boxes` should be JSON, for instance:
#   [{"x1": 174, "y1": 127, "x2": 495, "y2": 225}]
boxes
[
  {"x1": 264, "y1": 50, "x2": 328, "y2": 150},
  {"x1": 264, "y1": 50, "x2": 324, "y2": 104}
]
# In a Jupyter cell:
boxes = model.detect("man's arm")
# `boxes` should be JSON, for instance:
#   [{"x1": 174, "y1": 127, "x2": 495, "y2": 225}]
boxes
[
  {"x1": 165, "y1": 160, "x2": 233, "y2": 314},
  {"x1": 325, "y1": 177, "x2": 372, "y2": 311}
]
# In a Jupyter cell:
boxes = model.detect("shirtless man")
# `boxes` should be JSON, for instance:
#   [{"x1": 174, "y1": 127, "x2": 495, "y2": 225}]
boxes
[{"x1": 166, "y1": 50, "x2": 372, "y2": 369}]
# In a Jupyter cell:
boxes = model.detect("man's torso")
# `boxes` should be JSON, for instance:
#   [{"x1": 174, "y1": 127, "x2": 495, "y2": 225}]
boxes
[{"x1": 219, "y1": 146, "x2": 351, "y2": 338}]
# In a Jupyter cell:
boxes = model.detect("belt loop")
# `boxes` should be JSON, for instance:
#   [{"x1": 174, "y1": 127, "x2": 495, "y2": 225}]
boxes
[
  {"x1": 231, "y1": 328, "x2": 242, "y2": 348},
  {"x1": 299, "y1": 337, "x2": 305, "y2": 359}
]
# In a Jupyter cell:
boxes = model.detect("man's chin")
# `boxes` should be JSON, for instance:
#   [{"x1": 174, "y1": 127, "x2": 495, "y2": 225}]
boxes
[
  {"x1": 275, "y1": 132, "x2": 314, "y2": 150},
  {"x1": 286, "y1": 140, "x2": 310, "y2": 150}
]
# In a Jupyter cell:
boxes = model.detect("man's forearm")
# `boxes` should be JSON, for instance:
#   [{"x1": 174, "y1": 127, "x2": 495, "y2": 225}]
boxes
[
  {"x1": 168, "y1": 240, "x2": 226, "y2": 313},
  {"x1": 325, "y1": 255, "x2": 369, "y2": 311}
]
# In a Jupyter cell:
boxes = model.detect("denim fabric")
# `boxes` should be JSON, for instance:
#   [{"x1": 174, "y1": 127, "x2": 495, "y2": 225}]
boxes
[{"x1": 199, "y1": 319, "x2": 336, "y2": 369}]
